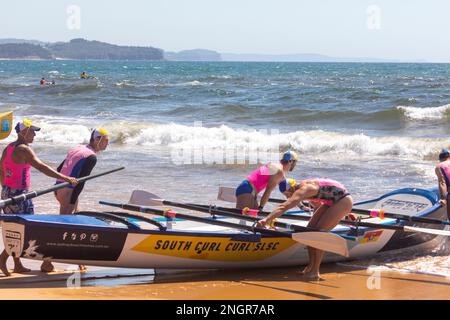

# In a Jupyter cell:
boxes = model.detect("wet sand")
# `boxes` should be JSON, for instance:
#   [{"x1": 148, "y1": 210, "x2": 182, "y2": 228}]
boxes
[{"x1": 0, "y1": 236, "x2": 449, "y2": 300}]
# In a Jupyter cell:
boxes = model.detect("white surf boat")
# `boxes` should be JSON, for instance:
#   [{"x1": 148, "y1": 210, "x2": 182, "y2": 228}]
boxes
[{"x1": 0, "y1": 187, "x2": 448, "y2": 270}]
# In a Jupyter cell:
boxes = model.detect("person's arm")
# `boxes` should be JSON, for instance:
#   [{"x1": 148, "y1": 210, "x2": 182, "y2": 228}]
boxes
[
  {"x1": 69, "y1": 155, "x2": 97, "y2": 204},
  {"x1": 0, "y1": 148, "x2": 7, "y2": 186},
  {"x1": 258, "y1": 170, "x2": 284, "y2": 209},
  {"x1": 258, "y1": 182, "x2": 319, "y2": 227},
  {"x1": 436, "y1": 166, "x2": 448, "y2": 206},
  {"x1": 18, "y1": 145, "x2": 78, "y2": 185}
]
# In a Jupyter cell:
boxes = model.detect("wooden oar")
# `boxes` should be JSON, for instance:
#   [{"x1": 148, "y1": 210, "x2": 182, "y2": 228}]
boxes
[
  {"x1": 0, "y1": 167, "x2": 125, "y2": 208},
  {"x1": 130, "y1": 190, "x2": 450, "y2": 237},
  {"x1": 99, "y1": 199, "x2": 350, "y2": 257},
  {"x1": 217, "y1": 186, "x2": 450, "y2": 227},
  {"x1": 130, "y1": 191, "x2": 357, "y2": 241}
]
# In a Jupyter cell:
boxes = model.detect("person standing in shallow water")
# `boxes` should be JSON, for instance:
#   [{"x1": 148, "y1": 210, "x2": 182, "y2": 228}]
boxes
[
  {"x1": 435, "y1": 148, "x2": 450, "y2": 220},
  {"x1": 0, "y1": 119, "x2": 78, "y2": 277},
  {"x1": 39, "y1": 128, "x2": 110, "y2": 273}
]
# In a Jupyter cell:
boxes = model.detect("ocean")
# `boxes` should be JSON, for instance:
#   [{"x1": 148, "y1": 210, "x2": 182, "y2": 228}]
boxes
[{"x1": 0, "y1": 60, "x2": 449, "y2": 277}]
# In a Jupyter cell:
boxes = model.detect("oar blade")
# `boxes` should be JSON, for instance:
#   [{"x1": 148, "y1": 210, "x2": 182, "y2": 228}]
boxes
[
  {"x1": 217, "y1": 186, "x2": 237, "y2": 203},
  {"x1": 404, "y1": 226, "x2": 450, "y2": 236},
  {"x1": 129, "y1": 190, "x2": 164, "y2": 206},
  {"x1": 292, "y1": 232, "x2": 349, "y2": 257},
  {"x1": 217, "y1": 186, "x2": 263, "y2": 203}
]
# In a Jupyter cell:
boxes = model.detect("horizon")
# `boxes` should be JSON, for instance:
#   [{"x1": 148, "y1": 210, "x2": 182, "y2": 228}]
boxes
[{"x1": 1, "y1": 1, "x2": 449, "y2": 62}]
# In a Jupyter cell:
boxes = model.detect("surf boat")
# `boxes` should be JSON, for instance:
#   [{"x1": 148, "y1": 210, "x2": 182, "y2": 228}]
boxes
[{"x1": 0, "y1": 187, "x2": 448, "y2": 269}]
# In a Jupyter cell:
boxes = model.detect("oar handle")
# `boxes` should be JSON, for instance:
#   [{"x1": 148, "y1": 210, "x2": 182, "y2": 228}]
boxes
[
  {"x1": 350, "y1": 208, "x2": 450, "y2": 225},
  {"x1": 0, "y1": 167, "x2": 125, "y2": 208}
]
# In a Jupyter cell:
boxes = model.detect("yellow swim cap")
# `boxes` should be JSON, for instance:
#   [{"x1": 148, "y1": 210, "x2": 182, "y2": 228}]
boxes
[
  {"x1": 279, "y1": 178, "x2": 297, "y2": 193},
  {"x1": 91, "y1": 127, "x2": 109, "y2": 139}
]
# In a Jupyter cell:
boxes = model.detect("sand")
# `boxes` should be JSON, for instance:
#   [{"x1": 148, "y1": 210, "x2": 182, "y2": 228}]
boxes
[{"x1": 0, "y1": 236, "x2": 449, "y2": 300}]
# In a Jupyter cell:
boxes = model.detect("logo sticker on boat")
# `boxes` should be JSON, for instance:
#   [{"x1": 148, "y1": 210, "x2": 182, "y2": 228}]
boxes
[
  {"x1": 4, "y1": 230, "x2": 22, "y2": 257},
  {"x1": 360, "y1": 230, "x2": 383, "y2": 244},
  {"x1": 132, "y1": 235, "x2": 297, "y2": 261}
]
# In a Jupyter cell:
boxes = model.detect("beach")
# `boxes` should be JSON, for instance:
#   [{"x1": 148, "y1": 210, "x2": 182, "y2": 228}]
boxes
[
  {"x1": 0, "y1": 234, "x2": 449, "y2": 300},
  {"x1": 1, "y1": 60, "x2": 450, "y2": 299}
]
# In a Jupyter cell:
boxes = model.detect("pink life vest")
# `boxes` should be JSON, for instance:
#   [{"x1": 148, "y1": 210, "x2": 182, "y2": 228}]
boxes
[
  {"x1": 3, "y1": 144, "x2": 31, "y2": 190},
  {"x1": 56, "y1": 145, "x2": 95, "y2": 184},
  {"x1": 438, "y1": 161, "x2": 450, "y2": 187},
  {"x1": 246, "y1": 164, "x2": 274, "y2": 193}
]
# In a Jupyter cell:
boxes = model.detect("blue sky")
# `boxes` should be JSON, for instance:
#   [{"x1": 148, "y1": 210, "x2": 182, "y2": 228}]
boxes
[{"x1": 1, "y1": 0, "x2": 449, "y2": 61}]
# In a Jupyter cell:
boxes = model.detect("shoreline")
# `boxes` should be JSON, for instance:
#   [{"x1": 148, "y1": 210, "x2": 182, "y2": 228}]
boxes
[
  {"x1": 1, "y1": 259, "x2": 449, "y2": 300},
  {"x1": 1, "y1": 235, "x2": 449, "y2": 300}
]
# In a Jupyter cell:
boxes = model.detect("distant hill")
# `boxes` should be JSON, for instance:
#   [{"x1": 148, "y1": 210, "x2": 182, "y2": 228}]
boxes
[
  {"x1": 221, "y1": 53, "x2": 399, "y2": 63},
  {"x1": 47, "y1": 38, "x2": 163, "y2": 60},
  {"x1": 165, "y1": 49, "x2": 221, "y2": 61},
  {"x1": 0, "y1": 38, "x2": 423, "y2": 62},
  {"x1": 0, "y1": 38, "x2": 47, "y2": 46},
  {"x1": 0, "y1": 43, "x2": 53, "y2": 59},
  {"x1": 0, "y1": 38, "x2": 164, "y2": 60}
]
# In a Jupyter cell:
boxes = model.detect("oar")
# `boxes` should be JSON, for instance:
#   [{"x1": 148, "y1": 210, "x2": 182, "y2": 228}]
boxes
[
  {"x1": 217, "y1": 186, "x2": 450, "y2": 227},
  {"x1": 130, "y1": 190, "x2": 450, "y2": 237},
  {"x1": 99, "y1": 199, "x2": 350, "y2": 257},
  {"x1": 130, "y1": 191, "x2": 357, "y2": 241},
  {"x1": 189, "y1": 204, "x2": 450, "y2": 237},
  {"x1": 0, "y1": 167, "x2": 125, "y2": 208}
]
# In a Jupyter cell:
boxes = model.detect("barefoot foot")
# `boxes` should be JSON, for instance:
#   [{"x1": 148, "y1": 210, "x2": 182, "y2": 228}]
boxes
[
  {"x1": 0, "y1": 265, "x2": 11, "y2": 277},
  {"x1": 302, "y1": 271, "x2": 324, "y2": 281},
  {"x1": 40, "y1": 261, "x2": 55, "y2": 273},
  {"x1": 13, "y1": 266, "x2": 31, "y2": 273},
  {"x1": 0, "y1": 252, "x2": 11, "y2": 277},
  {"x1": 298, "y1": 265, "x2": 312, "y2": 275},
  {"x1": 78, "y1": 265, "x2": 87, "y2": 272}
]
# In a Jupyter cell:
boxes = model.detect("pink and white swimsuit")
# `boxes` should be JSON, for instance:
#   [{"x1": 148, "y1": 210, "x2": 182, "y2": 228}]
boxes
[{"x1": 306, "y1": 178, "x2": 350, "y2": 206}]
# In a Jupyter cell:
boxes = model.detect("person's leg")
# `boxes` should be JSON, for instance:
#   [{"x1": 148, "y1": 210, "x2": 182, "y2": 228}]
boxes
[
  {"x1": 236, "y1": 193, "x2": 258, "y2": 210},
  {"x1": 12, "y1": 198, "x2": 32, "y2": 273},
  {"x1": 303, "y1": 196, "x2": 353, "y2": 281},
  {"x1": 0, "y1": 250, "x2": 11, "y2": 277},
  {"x1": 446, "y1": 193, "x2": 450, "y2": 221},
  {"x1": 56, "y1": 188, "x2": 77, "y2": 215},
  {"x1": 41, "y1": 189, "x2": 75, "y2": 273},
  {"x1": 12, "y1": 257, "x2": 31, "y2": 273},
  {"x1": 299, "y1": 205, "x2": 327, "y2": 274}
]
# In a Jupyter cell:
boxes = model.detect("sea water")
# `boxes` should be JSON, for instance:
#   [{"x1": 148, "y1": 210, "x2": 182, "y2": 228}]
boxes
[{"x1": 0, "y1": 60, "x2": 449, "y2": 277}]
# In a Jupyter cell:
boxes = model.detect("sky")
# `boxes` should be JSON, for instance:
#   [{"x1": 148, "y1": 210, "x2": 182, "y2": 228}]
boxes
[{"x1": 1, "y1": 0, "x2": 449, "y2": 62}]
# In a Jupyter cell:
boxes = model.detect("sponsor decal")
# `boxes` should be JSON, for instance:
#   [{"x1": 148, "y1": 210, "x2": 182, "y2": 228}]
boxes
[
  {"x1": 4, "y1": 230, "x2": 22, "y2": 256},
  {"x1": 380, "y1": 199, "x2": 429, "y2": 213},
  {"x1": 23, "y1": 226, "x2": 127, "y2": 261},
  {"x1": 23, "y1": 240, "x2": 45, "y2": 259},
  {"x1": 360, "y1": 230, "x2": 383, "y2": 244},
  {"x1": 132, "y1": 235, "x2": 296, "y2": 261}
]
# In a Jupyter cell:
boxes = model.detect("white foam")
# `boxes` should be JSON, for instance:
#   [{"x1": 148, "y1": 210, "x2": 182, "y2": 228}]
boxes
[
  {"x1": 6, "y1": 115, "x2": 450, "y2": 159},
  {"x1": 181, "y1": 80, "x2": 212, "y2": 86},
  {"x1": 121, "y1": 123, "x2": 450, "y2": 159},
  {"x1": 397, "y1": 104, "x2": 450, "y2": 120}
]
